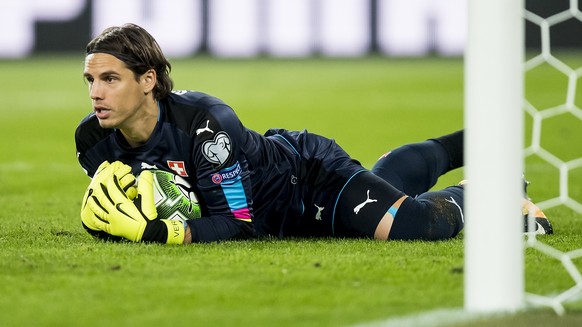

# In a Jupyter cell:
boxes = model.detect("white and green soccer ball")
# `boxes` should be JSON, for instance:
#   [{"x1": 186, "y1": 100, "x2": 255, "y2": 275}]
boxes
[{"x1": 149, "y1": 170, "x2": 201, "y2": 222}]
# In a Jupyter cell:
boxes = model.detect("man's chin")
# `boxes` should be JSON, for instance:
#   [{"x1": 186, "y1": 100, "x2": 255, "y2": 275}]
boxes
[{"x1": 97, "y1": 119, "x2": 117, "y2": 129}]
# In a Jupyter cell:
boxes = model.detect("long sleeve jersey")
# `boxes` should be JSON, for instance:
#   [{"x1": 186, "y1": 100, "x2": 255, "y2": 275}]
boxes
[{"x1": 75, "y1": 91, "x2": 364, "y2": 242}]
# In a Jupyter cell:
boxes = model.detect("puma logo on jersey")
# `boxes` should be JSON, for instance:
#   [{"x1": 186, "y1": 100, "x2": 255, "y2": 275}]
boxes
[
  {"x1": 354, "y1": 190, "x2": 377, "y2": 214},
  {"x1": 141, "y1": 162, "x2": 158, "y2": 170},
  {"x1": 196, "y1": 120, "x2": 214, "y2": 135},
  {"x1": 314, "y1": 204, "x2": 324, "y2": 221}
]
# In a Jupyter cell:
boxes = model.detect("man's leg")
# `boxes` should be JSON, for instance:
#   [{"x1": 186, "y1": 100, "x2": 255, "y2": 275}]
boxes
[
  {"x1": 388, "y1": 185, "x2": 464, "y2": 240},
  {"x1": 333, "y1": 171, "x2": 464, "y2": 241},
  {"x1": 371, "y1": 130, "x2": 464, "y2": 196}
]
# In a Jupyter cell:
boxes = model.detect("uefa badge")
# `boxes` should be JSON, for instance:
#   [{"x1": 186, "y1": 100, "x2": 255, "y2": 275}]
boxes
[
  {"x1": 202, "y1": 132, "x2": 232, "y2": 165},
  {"x1": 211, "y1": 173, "x2": 223, "y2": 184}
]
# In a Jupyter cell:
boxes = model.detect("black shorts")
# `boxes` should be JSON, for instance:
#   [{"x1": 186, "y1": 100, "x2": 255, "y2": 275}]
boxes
[{"x1": 332, "y1": 171, "x2": 405, "y2": 238}]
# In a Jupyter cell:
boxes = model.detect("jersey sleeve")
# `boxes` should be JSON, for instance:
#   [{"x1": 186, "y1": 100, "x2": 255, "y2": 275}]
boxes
[
  {"x1": 186, "y1": 215, "x2": 255, "y2": 242},
  {"x1": 187, "y1": 102, "x2": 256, "y2": 242}
]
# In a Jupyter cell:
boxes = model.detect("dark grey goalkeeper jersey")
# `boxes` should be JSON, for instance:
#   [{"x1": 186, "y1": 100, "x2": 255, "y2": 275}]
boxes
[{"x1": 75, "y1": 91, "x2": 365, "y2": 242}]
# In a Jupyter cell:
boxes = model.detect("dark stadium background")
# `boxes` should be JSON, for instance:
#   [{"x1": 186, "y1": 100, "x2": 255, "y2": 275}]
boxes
[{"x1": 21, "y1": 0, "x2": 582, "y2": 57}]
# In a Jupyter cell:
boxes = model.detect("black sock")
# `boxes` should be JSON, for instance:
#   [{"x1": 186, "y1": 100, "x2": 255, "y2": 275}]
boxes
[{"x1": 430, "y1": 129, "x2": 464, "y2": 170}]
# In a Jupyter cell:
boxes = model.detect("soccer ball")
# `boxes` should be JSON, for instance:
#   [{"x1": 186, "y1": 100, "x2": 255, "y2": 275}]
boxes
[{"x1": 149, "y1": 170, "x2": 201, "y2": 222}]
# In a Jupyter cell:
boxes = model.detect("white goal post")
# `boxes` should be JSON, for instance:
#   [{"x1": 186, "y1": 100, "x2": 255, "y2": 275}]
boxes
[{"x1": 464, "y1": 0, "x2": 525, "y2": 312}]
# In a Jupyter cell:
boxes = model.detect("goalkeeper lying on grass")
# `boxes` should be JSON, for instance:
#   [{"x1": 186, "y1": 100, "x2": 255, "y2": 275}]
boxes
[{"x1": 76, "y1": 23, "x2": 552, "y2": 244}]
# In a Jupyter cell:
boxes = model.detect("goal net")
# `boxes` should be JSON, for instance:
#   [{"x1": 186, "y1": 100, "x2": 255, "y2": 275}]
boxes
[
  {"x1": 465, "y1": 0, "x2": 582, "y2": 314},
  {"x1": 522, "y1": 0, "x2": 582, "y2": 315}
]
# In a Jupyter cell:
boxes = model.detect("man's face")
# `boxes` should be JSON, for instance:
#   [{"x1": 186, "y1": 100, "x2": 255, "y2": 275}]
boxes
[{"x1": 83, "y1": 53, "x2": 150, "y2": 130}]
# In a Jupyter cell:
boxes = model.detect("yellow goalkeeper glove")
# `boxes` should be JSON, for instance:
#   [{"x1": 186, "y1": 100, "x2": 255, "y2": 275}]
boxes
[
  {"x1": 81, "y1": 161, "x2": 137, "y2": 239},
  {"x1": 87, "y1": 170, "x2": 185, "y2": 244}
]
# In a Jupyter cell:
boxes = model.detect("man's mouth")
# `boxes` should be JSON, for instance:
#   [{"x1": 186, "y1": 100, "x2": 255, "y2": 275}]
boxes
[{"x1": 94, "y1": 106, "x2": 111, "y2": 119}]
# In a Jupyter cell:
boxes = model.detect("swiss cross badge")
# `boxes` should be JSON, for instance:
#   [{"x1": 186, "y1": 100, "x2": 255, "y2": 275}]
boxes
[{"x1": 167, "y1": 160, "x2": 188, "y2": 177}]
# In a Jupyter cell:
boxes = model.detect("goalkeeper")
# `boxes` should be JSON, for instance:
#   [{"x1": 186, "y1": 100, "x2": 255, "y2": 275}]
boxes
[{"x1": 76, "y1": 23, "x2": 551, "y2": 244}]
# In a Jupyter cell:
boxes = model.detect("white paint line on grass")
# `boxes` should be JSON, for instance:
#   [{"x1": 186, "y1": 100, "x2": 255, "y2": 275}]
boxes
[{"x1": 353, "y1": 308, "x2": 508, "y2": 327}]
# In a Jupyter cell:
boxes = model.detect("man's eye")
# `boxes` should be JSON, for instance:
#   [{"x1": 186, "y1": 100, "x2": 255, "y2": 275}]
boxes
[{"x1": 106, "y1": 76, "x2": 116, "y2": 83}]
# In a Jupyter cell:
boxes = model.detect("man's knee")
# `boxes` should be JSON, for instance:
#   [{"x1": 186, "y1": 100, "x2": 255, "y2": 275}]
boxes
[{"x1": 388, "y1": 186, "x2": 464, "y2": 240}]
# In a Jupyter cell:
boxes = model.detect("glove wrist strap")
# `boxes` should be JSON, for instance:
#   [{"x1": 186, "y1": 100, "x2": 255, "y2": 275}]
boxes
[
  {"x1": 142, "y1": 219, "x2": 185, "y2": 244},
  {"x1": 162, "y1": 219, "x2": 185, "y2": 244},
  {"x1": 141, "y1": 220, "x2": 166, "y2": 243}
]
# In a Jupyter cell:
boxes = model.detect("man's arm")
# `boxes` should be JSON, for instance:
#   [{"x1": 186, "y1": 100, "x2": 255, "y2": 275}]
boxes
[
  {"x1": 184, "y1": 215, "x2": 255, "y2": 243},
  {"x1": 82, "y1": 161, "x2": 255, "y2": 244},
  {"x1": 186, "y1": 103, "x2": 257, "y2": 243}
]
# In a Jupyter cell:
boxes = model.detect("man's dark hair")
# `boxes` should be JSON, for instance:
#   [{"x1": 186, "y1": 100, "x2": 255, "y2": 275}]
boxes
[{"x1": 86, "y1": 23, "x2": 173, "y2": 100}]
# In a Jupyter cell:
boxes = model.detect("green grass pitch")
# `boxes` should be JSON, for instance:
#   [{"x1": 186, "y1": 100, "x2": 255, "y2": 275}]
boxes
[{"x1": 0, "y1": 56, "x2": 581, "y2": 326}]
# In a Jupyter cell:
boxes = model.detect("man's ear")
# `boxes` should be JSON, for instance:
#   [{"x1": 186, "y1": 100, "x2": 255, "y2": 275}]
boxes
[{"x1": 142, "y1": 69, "x2": 157, "y2": 95}]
